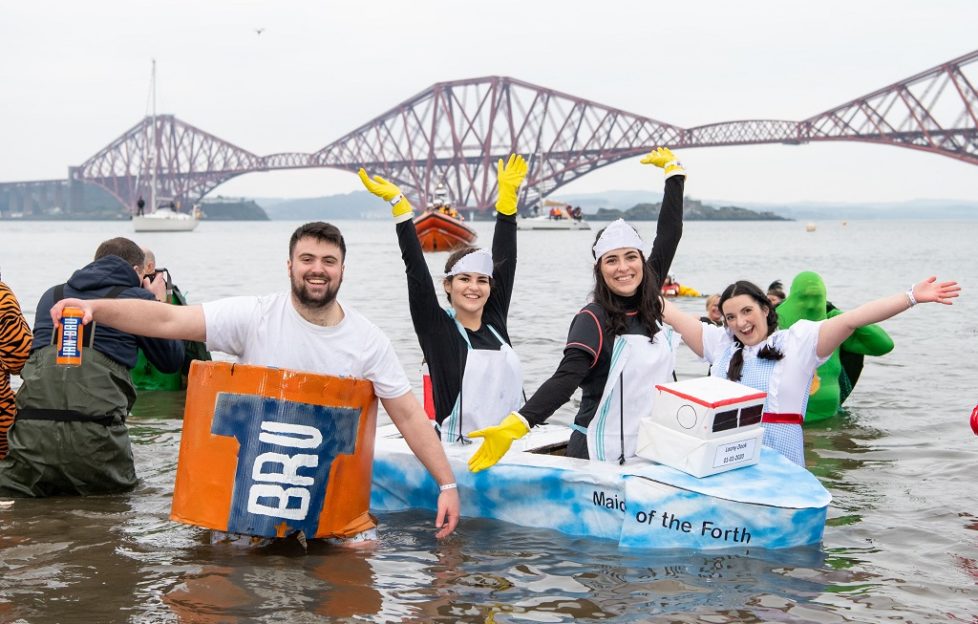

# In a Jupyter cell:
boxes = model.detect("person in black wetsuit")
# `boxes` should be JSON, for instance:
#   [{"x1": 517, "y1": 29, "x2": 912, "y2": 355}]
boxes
[
  {"x1": 467, "y1": 147, "x2": 687, "y2": 471},
  {"x1": 359, "y1": 155, "x2": 529, "y2": 443}
]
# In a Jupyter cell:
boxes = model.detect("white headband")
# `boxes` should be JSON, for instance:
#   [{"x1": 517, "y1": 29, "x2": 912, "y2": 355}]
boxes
[
  {"x1": 446, "y1": 248, "x2": 493, "y2": 277},
  {"x1": 592, "y1": 219, "x2": 644, "y2": 263}
]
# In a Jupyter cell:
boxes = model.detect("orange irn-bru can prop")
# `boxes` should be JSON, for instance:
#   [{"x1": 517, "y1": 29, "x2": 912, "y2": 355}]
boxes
[
  {"x1": 56, "y1": 307, "x2": 85, "y2": 366},
  {"x1": 171, "y1": 361, "x2": 378, "y2": 540}
]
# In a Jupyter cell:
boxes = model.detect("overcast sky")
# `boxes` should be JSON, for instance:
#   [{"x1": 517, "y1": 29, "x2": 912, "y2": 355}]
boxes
[{"x1": 2, "y1": 0, "x2": 976, "y2": 204}]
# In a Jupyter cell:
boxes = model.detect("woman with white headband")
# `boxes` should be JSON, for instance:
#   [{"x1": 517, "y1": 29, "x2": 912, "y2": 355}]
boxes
[
  {"x1": 468, "y1": 147, "x2": 686, "y2": 471},
  {"x1": 359, "y1": 155, "x2": 529, "y2": 442}
]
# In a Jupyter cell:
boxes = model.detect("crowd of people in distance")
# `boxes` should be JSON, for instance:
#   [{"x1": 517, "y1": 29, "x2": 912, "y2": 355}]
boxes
[{"x1": 0, "y1": 146, "x2": 960, "y2": 550}]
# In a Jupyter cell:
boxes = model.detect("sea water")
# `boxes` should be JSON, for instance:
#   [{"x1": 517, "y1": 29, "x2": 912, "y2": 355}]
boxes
[{"x1": 0, "y1": 217, "x2": 976, "y2": 623}]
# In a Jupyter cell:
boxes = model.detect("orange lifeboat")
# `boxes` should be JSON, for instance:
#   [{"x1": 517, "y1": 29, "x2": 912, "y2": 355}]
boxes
[{"x1": 413, "y1": 210, "x2": 477, "y2": 252}]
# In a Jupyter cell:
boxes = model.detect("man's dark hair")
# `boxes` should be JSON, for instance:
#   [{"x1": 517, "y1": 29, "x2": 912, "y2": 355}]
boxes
[
  {"x1": 94, "y1": 237, "x2": 145, "y2": 268},
  {"x1": 289, "y1": 222, "x2": 346, "y2": 260}
]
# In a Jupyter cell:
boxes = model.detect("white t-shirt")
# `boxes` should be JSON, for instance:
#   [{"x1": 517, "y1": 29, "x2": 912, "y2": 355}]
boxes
[{"x1": 203, "y1": 293, "x2": 411, "y2": 400}]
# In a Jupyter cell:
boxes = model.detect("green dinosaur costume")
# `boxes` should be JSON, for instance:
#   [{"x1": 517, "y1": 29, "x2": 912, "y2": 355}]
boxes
[{"x1": 776, "y1": 271, "x2": 894, "y2": 422}]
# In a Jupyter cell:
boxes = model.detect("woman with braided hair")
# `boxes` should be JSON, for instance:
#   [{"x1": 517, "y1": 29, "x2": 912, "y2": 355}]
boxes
[{"x1": 662, "y1": 277, "x2": 959, "y2": 466}]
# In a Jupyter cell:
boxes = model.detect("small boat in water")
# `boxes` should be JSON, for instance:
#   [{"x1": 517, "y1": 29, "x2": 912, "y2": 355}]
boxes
[
  {"x1": 132, "y1": 205, "x2": 200, "y2": 232},
  {"x1": 371, "y1": 424, "x2": 831, "y2": 550},
  {"x1": 517, "y1": 215, "x2": 591, "y2": 231},
  {"x1": 413, "y1": 183, "x2": 477, "y2": 252},
  {"x1": 132, "y1": 62, "x2": 201, "y2": 233},
  {"x1": 661, "y1": 274, "x2": 701, "y2": 297},
  {"x1": 518, "y1": 201, "x2": 590, "y2": 231}
]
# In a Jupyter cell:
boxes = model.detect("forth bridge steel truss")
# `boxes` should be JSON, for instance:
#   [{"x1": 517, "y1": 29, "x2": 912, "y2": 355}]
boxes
[{"x1": 72, "y1": 49, "x2": 978, "y2": 213}]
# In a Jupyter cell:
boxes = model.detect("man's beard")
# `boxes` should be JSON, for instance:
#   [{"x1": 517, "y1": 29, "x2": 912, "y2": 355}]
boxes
[{"x1": 290, "y1": 273, "x2": 340, "y2": 309}]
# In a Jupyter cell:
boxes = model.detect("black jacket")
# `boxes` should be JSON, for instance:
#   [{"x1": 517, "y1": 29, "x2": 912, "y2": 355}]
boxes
[{"x1": 32, "y1": 255, "x2": 184, "y2": 372}]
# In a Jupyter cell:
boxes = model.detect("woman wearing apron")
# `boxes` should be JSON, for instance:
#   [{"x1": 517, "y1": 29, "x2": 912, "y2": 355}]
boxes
[
  {"x1": 661, "y1": 278, "x2": 959, "y2": 466},
  {"x1": 467, "y1": 147, "x2": 687, "y2": 472},
  {"x1": 359, "y1": 155, "x2": 529, "y2": 443}
]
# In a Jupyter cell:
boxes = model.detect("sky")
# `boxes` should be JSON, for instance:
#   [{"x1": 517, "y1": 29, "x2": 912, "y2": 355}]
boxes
[{"x1": 1, "y1": 0, "x2": 976, "y2": 205}]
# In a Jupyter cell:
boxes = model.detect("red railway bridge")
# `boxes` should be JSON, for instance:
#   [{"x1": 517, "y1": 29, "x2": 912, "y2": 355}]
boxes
[{"x1": 48, "y1": 48, "x2": 978, "y2": 214}]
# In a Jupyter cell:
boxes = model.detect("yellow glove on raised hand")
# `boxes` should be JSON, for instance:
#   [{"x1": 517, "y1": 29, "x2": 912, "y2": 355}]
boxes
[
  {"x1": 467, "y1": 412, "x2": 530, "y2": 473},
  {"x1": 640, "y1": 147, "x2": 686, "y2": 179},
  {"x1": 358, "y1": 168, "x2": 414, "y2": 222},
  {"x1": 495, "y1": 154, "x2": 529, "y2": 216}
]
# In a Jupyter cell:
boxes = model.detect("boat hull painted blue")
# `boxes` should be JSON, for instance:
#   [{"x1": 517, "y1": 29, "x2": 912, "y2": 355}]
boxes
[{"x1": 371, "y1": 427, "x2": 830, "y2": 550}]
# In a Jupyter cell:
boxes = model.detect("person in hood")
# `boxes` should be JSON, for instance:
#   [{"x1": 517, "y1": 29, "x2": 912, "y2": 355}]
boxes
[{"x1": 0, "y1": 237, "x2": 184, "y2": 497}]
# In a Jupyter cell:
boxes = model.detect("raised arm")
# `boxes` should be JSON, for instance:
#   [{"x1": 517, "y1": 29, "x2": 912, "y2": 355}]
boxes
[
  {"x1": 50, "y1": 297, "x2": 206, "y2": 343},
  {"x1": 381, "y1": 391, "x2": 460, "y2": 539},
  {"x1": 640, "y1": 147, "x2": 686, "y2": 289},
  {"x1": 816, "y1": 277, "x2": 959, "y2": 359},
  {"x1": 358, "y1": 168, "x2": 447, "y2": 337},
  {"x1": 486, "y1": 154, "x2": 528, "y2": 320},
  {"x1": 662, "y1": 299, "x2": 706, "y2": 357}
]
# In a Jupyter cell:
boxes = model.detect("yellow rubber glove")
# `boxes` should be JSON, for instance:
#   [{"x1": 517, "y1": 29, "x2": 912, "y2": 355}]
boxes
[
  {"x1": 358, "y1": 168, "x2": 414, "y2": 223},
  {"x1": 495, "y1": 154, "x2": 529, "y2": 216},
  {"x1": 467, "y1": 412, "x2": 530, "y2": 473},
  {"x1": 640, "y1": 146, "x2": 686, "y2": 179}
]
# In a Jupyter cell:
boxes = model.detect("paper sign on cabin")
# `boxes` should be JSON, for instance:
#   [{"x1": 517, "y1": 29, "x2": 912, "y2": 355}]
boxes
[{"x1": 637, "y1": 377, "x2": 767, "y2": 478}]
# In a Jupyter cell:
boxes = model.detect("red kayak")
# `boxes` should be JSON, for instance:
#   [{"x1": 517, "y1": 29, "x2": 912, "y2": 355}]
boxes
[{"x1": 413, "y1": 210, "x2": 477, "y2": 252}]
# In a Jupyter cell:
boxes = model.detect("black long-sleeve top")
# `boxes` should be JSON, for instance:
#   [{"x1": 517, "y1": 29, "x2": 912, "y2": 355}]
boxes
[
  {"x1": 397, "y1": 212, "x2": 517, "y2": 424},
  {"x1": 519, "y1": 175, "x2": 685, "y2": 429}
]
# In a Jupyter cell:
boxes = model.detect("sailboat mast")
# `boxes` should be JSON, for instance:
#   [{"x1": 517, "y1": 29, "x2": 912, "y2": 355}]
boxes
[{"x1": 150, "y1": 59, "x2": 157, "y2": 213}]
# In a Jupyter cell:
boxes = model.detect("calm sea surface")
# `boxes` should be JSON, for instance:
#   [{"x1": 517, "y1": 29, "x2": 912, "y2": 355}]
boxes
[{"x1": 0, "y1": 218, "x2": 976, "y2": 623}]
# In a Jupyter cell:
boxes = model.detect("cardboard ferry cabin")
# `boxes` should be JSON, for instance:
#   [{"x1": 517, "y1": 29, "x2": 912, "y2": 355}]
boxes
[{"x1": 636, "y1": 377, "x2": 767, "y2": 478}]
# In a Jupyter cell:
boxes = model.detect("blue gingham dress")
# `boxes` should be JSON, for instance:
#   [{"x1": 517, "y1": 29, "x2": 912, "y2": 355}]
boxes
[{"x1": 702, "y1": 321, "x2": 826, "y2": 466}]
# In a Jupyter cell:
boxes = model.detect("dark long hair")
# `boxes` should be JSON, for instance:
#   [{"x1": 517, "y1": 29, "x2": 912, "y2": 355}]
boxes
[
  {"x1": 718, "y1": 280, "x2": 783, "y2": 381},
  {"x1": 591, "y1": 226, "x2": 661, "y2": 341}
]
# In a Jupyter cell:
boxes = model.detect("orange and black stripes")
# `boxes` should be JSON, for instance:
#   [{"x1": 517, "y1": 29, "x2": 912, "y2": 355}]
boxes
[{"x1": 0, "y1": 282, "x2": 32, "y2": 458}]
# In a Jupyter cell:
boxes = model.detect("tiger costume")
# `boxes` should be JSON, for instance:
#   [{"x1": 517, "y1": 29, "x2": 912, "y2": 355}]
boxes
[{"x1": 0, "y1": 281, "x2": 32, "y2": 459}]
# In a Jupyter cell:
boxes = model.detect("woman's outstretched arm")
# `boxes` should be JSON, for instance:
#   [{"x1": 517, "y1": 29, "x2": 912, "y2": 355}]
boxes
[{"x1": 816, "y1": 277, "x2": 959, "y2": 359}]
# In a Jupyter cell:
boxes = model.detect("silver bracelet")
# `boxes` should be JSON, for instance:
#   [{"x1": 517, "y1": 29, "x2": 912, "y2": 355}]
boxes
[
  {"x1": 905, "y1": 286, "x2": 917, "y2": 308},
  {"x1": 439, "y1": 482, "x2": 457, "y2": 492}
]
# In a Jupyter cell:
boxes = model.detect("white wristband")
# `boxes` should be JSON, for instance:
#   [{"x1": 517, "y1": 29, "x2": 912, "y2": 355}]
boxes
[
  {"x1": 389, "y1": 194, "x2": 404, "y2": 207},
  {"x1": 905, "y1": 285, "x2": 917, "y2": 308},
  {"x1": 439, "y1": 482, "x2": 457, "y2": 492}
]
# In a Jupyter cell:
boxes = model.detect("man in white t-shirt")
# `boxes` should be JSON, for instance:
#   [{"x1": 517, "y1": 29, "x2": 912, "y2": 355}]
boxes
[{"x1": 52, "y1": 222, "x2": 460, "y2": 540}]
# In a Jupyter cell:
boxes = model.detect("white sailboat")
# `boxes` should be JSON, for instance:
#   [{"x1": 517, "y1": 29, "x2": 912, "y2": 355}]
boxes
[{"x1": 133, "y1": 60, "x2": 199, "y2": 233}]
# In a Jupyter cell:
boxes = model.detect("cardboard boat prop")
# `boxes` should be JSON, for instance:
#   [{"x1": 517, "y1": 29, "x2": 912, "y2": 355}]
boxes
[
  {"x1": 372, "y1": 425, "x2": 829, "y2": 550},
  {"x1": 413, "y1": 211, "x2": 477, "y2": 252},
  {"x1": 171, "y1": 361, "x2": 378, "y2": 540},
  {"x1": 372, "y1": 378, "x2": 831, "y2": 550}
]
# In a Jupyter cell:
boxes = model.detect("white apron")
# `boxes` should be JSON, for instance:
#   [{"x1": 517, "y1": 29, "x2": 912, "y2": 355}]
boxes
[
  {"x1": 438, "y1": 314, "x2": 523, "y2": 444},
  {"x1": 587, "y1": 326, "x2": 677, "y2": 463}
]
